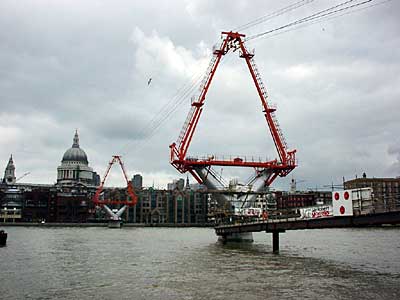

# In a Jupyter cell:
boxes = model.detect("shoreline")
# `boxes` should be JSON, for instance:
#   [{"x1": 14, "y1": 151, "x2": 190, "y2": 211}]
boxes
[
  {"x1": 0, "y1": 222, "x2": 214, "y2": 228},
  {"x1": 1, "y1": 223, "x2": 397, "y2": 229}
]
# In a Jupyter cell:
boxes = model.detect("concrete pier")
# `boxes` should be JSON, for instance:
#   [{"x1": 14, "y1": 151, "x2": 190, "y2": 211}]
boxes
[
  {"x1": 219, "y1": 232, "x2": 254, "y2": 243},
  {"x1": 108, "y1": 220, "x2": 122, "y2": 228},
  {"x1": 272, "y1": 231, "x2": 279, "y2": 253}
]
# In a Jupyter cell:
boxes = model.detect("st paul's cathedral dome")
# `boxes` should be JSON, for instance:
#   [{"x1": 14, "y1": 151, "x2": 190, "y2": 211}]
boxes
[
  {"x1": 57, "y1": 131, "x2": 95, "y2": 186},
  {"x1": 62, "y1": 131, "x2": 88, "y2": 164}
]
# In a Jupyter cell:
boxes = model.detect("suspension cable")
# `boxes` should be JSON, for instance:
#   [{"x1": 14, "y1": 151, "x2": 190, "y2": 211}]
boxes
[
  {"x1": 245, "y1": 0, "x2": 374, "y2": 42},
  {"x1": 118, "y1": 0, "x2": 314, "y2": 159},
  {"x1": 234, "y1": 0, "x2": 315, "y2": 32},
  {"x1": 118, "y1": 0, "x2": 392, "y2": 163}
]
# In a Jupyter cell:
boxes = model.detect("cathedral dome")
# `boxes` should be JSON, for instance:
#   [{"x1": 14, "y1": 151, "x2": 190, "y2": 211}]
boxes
[
  {"x1": 62, "y1": 147, "x2": 88, "y2": 164},
  {"x1": 61, "y1": 131, "x2": 88, "y2": 164}
]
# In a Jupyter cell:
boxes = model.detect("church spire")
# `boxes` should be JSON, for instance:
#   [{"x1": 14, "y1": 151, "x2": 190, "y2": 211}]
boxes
[
  {"x1": 185, "y1": 175, "x2": 190, "y2": 190},
  {"x1": 6, "y1": 154, "x2": 15, "y2": 171},
  {"x1": 72, "y1": 130, "x2": 79, "y2": 148},
  {"x1": 3, "y1": 154, "x2": 16, "y2": 185}
]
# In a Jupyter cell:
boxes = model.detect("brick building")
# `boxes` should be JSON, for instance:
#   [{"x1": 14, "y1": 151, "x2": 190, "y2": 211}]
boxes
[
  {"x1": 275, "y1": 190, "x2": 332, "y2": 210},
  {"x1": 125, "y1": 188, "x2": 208, "y2": 224},
  {"x1": 344, "y1": 174, "x2": 400, "y2": 212}
]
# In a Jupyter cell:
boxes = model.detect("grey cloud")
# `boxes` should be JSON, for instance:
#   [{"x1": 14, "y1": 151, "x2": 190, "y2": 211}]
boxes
[{"x1": 388, "y1": 143, "x2": 400, "y2": 176}]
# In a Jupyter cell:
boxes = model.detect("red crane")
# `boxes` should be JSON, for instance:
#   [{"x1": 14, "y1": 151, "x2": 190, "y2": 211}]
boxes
[
  {"x1": 169, "y1": 31, "x2": 297, "y2": 187},
  {"x1": 93, "y1": 155, "x2": 138, "y2": 206}
]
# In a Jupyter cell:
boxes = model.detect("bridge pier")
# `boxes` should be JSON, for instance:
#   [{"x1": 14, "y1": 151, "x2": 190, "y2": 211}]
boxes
[
  {"x1": 108, "y1": 220, "x2": 122, "y2": 228},
  {"x1": 269, "y1": 229, "x2": 285, "y2": 254},
  {"x1": 218, "y1": 232, "x2": 254, "y2": 243}
]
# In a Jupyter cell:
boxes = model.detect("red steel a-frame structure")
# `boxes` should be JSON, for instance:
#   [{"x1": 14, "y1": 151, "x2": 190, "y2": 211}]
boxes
[
  {"x1": 93, "y1": 155, "x2": 138, "y2": 206},
  {"x1": 170, "y1": 31, "x2": 297, "y2": 186}
]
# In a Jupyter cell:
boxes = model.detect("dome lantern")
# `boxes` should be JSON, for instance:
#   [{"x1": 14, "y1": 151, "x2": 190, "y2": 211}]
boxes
[{"x1": 72, "y1": 129, "x2": 79, "y2": 148}]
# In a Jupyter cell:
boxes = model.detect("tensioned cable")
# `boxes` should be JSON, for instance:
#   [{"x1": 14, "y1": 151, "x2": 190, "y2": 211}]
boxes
[
  {"x1": 119, "y1": 37, "x2": 245, "y2": 157},
  {"x1": 118, "y1": 0, "x2": 391, "y2": 165},
  {"x1": 245, "y1": 0, "x2": 372, "y2": 42},
  {"x1": 120, "y1": 50, "x2": 239, "y2": 158},
  {"x1": 117, "y1": 53, "x2": 211, "y2": 148},
  {"x1": 234, "y1": 0, "x2": 315, "y2": 32},
  {"x1": 117, "y1": 0, "x2": 314, "y2": 159},
  {"x1": 119, "y1": 68, "x2": 206, "y2": 156},
  {"x1": 247, "y1": 0, "x2": 393, "y2": 46},
  {"x1": 189, "y1": 0, "x2": 391, "y2": 185}
]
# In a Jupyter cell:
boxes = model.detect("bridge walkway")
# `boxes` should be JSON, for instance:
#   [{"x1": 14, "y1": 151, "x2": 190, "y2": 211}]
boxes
[{"x1": 215, "y1": 211, "x2": 400, "y2": 253}]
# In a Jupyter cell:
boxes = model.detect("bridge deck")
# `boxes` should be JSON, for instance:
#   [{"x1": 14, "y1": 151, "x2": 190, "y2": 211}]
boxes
[{"x1": 214, "y1": 211, "x2": 400, "y2": 236}]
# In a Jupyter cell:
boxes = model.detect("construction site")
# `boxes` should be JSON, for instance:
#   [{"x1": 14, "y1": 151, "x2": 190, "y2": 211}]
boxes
[
  {"x1": 2, "y1": 2, "x2": 400, "y2": 300},
  {"x1": 1, "y1": 0, "x2": 399, "y2": 227}
]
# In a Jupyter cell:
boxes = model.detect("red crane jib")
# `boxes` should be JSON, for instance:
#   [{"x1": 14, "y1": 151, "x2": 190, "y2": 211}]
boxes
[
  {"x1": 93, "y1": 155, "x2": 138, "y2": 206},
  {"x1": 169, "y1": 31, "x2": 297, "y2": 185}
]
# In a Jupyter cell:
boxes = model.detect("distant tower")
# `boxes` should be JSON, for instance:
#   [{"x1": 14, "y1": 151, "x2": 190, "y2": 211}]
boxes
[
  {"x1": 3, "y1": 154, "x2": 16, "y2": 185},
  {"x1": 132, "y1": 174, "x2": 143, "y2": 190},
  {"x1": 289, "y1": 178, "x2": 296, "y2": 194},
  {"x1": 176, "y1": 178, "x2": 185, "y2": 191},
  {"x1": 185, "y1": 175, "x2": 190, "y2": 190}
]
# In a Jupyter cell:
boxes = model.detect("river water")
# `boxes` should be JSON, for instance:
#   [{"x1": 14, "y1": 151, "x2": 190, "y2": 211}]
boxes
[{"x1": 0, "y1": 226, "x2": 399, "y2": 299}]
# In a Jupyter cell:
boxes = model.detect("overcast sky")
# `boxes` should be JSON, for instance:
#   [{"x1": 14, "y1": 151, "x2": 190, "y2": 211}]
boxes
[{"x1": 0, "y1": 0, "x2": 399, "y2": 190}]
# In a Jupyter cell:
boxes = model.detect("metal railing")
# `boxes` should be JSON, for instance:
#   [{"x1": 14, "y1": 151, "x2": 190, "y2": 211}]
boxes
[{"x1": 214, "y1": 201, "x2": 400, "y2": 227}]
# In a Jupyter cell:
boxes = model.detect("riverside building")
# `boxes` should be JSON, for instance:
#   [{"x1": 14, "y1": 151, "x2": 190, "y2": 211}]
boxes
[
  {"x1": 344, "y1": 173, "x2": 400, "y2": 212},
  {"x1": 0, "y1": 131, "x2": 210, "y2": 224}
]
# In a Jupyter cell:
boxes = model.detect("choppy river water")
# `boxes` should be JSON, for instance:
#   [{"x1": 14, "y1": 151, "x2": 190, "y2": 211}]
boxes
[{"x1": 0, "y1": 226, "x2": 399, "y2": 299}]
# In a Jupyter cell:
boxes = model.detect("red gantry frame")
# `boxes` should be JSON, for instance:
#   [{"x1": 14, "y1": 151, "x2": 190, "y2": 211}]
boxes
[
  {"x1": 169, "y1": 31, "x2": 297, "y2": 186},
  {"x1": 93, "y1": 155, "x2": 138, "y2": 206}
]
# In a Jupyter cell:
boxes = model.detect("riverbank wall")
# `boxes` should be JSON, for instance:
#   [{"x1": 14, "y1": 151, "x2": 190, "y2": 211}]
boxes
[{"x1": 0, "y1": 222, "x2": 214, "y2": 228}]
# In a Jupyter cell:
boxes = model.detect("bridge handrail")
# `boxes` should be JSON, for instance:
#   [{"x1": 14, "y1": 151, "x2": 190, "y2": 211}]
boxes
[{"x1": 215, "y1": 206, "x2": 400, "y2": 228}]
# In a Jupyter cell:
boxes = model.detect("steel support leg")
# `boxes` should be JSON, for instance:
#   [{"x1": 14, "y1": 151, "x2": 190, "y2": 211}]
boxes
[{"x1": 272, "y1": 231, "x2": 279, "y2": 253}]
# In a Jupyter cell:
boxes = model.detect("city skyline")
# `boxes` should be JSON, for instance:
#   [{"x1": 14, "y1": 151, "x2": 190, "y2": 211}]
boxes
[{"x1": 1, "y1": 0, "x2": 399, "y2": 190}]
